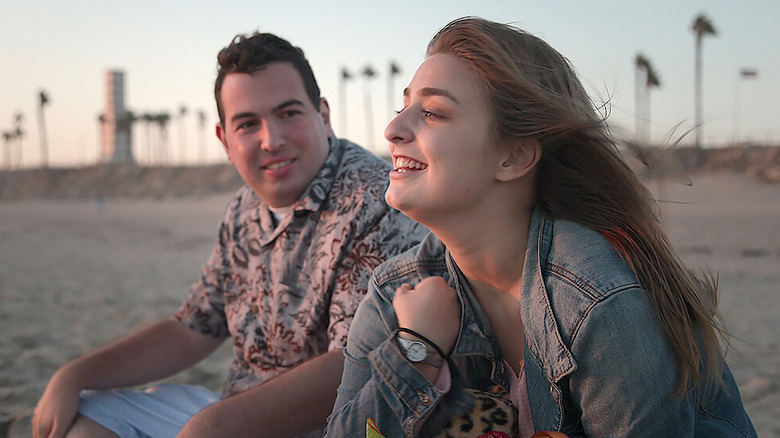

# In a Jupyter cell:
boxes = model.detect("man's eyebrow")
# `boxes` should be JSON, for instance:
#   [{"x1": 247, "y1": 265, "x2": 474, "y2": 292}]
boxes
[
  {"x1": 230, "y1": 112, "x2": 255, "y2": 123},
  {"x1": 272, "y1": 98, "x2": 306, "y2": 112},
  {"x1": 229, "y1": 99, "x2": 307, "y2": 124},
  {"x1": 403, "y1": 87, "x2": 459, "y2": 104}
]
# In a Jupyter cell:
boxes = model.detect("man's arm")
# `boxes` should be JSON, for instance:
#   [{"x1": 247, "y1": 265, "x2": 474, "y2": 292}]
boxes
[
  {"x1": 33, "y1": 318, "x2": 225, "y2": 438},
  {"x1": 178, "y1": 348, "x2": 345, "y2": 438}
]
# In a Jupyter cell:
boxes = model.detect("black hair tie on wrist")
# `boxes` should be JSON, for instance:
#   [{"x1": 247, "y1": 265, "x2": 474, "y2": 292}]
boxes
[{"x1": 397, "y1": 327, "x2": 449, "y2": 359}]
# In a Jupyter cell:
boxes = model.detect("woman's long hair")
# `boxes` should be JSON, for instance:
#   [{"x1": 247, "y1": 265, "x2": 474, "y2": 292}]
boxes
[{"x1": 428, "y1": 17, "x2": 725, "y2": 396}]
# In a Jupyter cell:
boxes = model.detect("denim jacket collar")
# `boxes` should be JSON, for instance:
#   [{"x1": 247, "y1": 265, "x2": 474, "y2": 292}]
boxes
[
  {"x1": 444, "y1": 208, "x2": 577, "y2": 386},
  {"x1": 521, "y1": 209, "x2": 577, "y2": 384},
  {"x1": 445, "y1": 250, "x2": 505, "y2": 385}
]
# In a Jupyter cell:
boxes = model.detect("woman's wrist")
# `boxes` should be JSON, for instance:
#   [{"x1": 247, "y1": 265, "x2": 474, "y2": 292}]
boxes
[{"x1": 396, "y1": 327, "x2": 448, "y2": 362}]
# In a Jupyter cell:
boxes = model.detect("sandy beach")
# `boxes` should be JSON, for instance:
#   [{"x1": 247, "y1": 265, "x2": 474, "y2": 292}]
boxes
[{"x1": 1, "y1": 172, "x2": 778, "y2": 437}]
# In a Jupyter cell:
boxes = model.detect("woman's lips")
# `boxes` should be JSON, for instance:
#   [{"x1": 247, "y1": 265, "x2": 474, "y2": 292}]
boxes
[{"x1": 393, "y1": 156, "x2": 428, "y2": 172}]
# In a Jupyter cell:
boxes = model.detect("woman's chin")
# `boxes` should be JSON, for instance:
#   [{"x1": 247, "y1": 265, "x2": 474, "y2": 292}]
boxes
[{"x1": 384, "y1": 190, "x2": 405, "y2": 211}]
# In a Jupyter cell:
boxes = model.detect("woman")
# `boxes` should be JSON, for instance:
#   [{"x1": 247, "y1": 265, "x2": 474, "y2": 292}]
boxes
[{"x1": 324, "y1": 17, "x2": 756, "y2": 438}]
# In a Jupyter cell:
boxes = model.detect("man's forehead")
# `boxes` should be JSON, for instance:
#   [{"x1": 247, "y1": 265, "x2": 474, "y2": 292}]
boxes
[{"x1": 222, "y1": 68, "x2": 311, "y2": 113}]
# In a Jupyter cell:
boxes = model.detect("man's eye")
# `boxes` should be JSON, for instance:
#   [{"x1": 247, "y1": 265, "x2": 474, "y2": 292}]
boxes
[
  {"x1": 281, "y1": 110, "x2": 301, "y2": 118},
  {"x1": 237, "y1": 121, "x2": 256, "y2": 130}
]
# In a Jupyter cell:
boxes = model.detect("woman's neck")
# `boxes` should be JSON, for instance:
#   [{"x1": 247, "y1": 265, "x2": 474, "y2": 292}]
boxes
[
  {"x1": 440, "y1": 209, "x2": 532, "y2": 372},
  {"x1": 434, "y1": 204, "x2": 532, "y2": 299}
]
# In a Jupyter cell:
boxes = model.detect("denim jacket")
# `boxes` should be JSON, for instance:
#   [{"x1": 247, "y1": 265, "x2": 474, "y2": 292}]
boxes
[{"x1": 325, "y1": 209, "x2": 756, "y2": 438}]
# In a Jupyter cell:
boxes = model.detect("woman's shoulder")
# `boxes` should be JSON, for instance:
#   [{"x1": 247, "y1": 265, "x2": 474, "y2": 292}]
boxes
[
  {"x1": 349, "y1": 233, "x2": 448, "y2": 344},
  {"x1": 371, "y1": 231, "x2": 447, "y2": 288},
  {"x1": 545, "y1": 217, "x2": 642, "y2": 300}
]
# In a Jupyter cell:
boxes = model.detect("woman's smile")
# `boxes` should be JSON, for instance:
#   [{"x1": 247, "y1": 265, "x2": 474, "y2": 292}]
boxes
[{"x1": 392, "y1": 156, "x2": 428, "y2": 173}]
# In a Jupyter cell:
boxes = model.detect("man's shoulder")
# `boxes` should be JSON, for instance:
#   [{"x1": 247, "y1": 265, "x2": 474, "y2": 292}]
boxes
[
  {"x1": 324, "y1": 139, "x2": 392, "y2": 212},
  {"x1": 219, "y1": 184, "x2": 262, "y2": 220},
  {"x1": 335, "y1": 139, "x2": 392, "y2": 180}
]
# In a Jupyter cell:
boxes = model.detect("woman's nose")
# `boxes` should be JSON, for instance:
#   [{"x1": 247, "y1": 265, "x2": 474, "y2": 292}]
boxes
[{"x1": 384, "y1": 110, "x2": 412, "y2": 144}]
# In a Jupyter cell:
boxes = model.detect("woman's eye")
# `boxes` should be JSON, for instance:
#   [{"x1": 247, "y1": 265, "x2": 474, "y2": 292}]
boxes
[{"x1": 393, "y1": 105, "x2": 441, "y2": 119}]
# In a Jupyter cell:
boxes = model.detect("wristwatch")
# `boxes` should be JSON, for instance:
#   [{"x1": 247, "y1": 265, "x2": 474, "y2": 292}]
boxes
[{"x1": 397, "y1": 337, "x2": 443, "y2": 367}]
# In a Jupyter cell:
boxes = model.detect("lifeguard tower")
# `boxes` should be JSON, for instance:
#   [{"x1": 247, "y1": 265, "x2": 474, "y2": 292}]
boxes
[{"x1": 101, "y1": 70, "x2": 134, "y2": 163}]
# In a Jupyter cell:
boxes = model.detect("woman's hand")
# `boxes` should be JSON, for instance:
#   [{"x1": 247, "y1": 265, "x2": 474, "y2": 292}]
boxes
[{"x1": 392, "y1": 276, "x2": 460, "y2": 355}]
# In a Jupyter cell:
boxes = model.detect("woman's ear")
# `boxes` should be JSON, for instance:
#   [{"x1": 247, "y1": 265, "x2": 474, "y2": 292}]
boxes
[{"x1": 496, "y1": 138, "x2": 541, "y2": 182}]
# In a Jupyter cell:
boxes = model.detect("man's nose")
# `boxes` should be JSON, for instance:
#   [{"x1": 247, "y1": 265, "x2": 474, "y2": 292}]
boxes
[{"x1": 259, "y1": 120, "x2": 284, "y2": 152}]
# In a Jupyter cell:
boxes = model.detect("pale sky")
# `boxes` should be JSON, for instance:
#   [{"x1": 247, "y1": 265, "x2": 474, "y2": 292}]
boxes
[{"x1": 2, "y1": 0, "x2": 778, "y2": 167}]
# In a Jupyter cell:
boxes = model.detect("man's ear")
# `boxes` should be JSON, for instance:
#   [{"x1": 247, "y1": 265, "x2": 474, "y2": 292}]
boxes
[
  {"x1": 319, "y1": 97, "x2": 334, "y2": 138},
  {"x1": 496, "y1": 138, "x2": 541, "y2": 182},
  {"x1": 215, "y1": 122, "x2": 234, "y2": 164}
]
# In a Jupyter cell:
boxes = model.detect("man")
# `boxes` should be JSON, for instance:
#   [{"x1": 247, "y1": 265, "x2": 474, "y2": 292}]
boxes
[{"x1": 32, "y1": 32, "x2": 427, "y2": 438}]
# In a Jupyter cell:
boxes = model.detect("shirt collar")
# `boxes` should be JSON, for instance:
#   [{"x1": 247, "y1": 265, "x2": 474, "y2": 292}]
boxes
[
  {"x1": 245, "y1": 136, "x2": 342, "y2": 242},
  {"x1": 292, "y1": 136, "x2": 343, "y2": 213}
]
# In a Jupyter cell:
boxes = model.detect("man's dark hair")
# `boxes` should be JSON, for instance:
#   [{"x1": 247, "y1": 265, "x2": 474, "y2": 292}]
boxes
[{"x1": 214, "y1": 32, "x2": 321, "y2": 124}]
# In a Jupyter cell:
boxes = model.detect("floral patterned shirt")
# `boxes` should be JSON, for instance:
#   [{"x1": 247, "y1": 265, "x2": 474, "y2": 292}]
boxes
[{"x1": 175, "y1": 138, "x2": 428, "y2": 397}]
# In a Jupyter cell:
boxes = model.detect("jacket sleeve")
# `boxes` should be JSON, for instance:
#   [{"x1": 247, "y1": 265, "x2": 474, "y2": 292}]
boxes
[{"x1": 324, "y1": 278, "x2": 447, "y2": 438}]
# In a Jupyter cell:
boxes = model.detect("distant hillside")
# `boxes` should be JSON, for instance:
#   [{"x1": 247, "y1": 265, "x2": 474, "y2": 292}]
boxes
[
  {"x1": 0, "y1": 146, "x2": 778, "y2": 200},
  {"x1": 626, "y1": 144, "x2": 780, "y2": 184},
  {"x1": 0, "y1": 164, "x2": 244, "y2": 200}
]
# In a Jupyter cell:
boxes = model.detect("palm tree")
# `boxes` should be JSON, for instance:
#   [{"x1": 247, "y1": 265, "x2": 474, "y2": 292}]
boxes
[
  {"x1": 339, "y1": 67, "x2": 353, "y2": 137},
  {"x1": 634, "y1": 53, "x2": 661, "y2": 147},
  {"x1": 125, "y1": 110, "x2": 138, "y2": 163},
  {"x1": 362, "y1": 65, "x2": 376, "y2": 151},
  {"x1": 12, "y1": 113, "x2": 24, "y2": 168},
  {"x1": 197, "y1": 110, "x2": 207, "y2": 164},
  {"x1": 97, "y1": 113, "x2": 106, "y2": 162},
  {"x1": 2, "y1": 131, "x2": 13, "y2": 169},
  {"x1": 388, "y1": 61, "x2": 401, "y2": 121},
  {"x1": 37, "y1": 90, "x2": 50, "y2": 168},
  {"x1": 178, "y1": 105, "x2": 188, "y2": 164},
  {"x1": 692, "y1": 13, "x2": 717, "y2": 149},
  {"x1": 140, "y1": 113, "x2": 155, "y2": 165},
  {"x1": 156, "y1": 112, "x2": 171, "y2": 164}
]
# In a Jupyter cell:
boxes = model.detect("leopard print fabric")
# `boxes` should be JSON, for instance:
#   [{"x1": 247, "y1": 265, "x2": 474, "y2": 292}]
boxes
[{"x1": 436, "y1": 388, "x2": 518, "y2": 438}]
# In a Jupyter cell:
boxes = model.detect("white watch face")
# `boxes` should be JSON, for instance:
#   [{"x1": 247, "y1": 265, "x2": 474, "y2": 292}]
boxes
[{"x1": 400, "y1": 338, "x2": 427, "y2": 362}]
